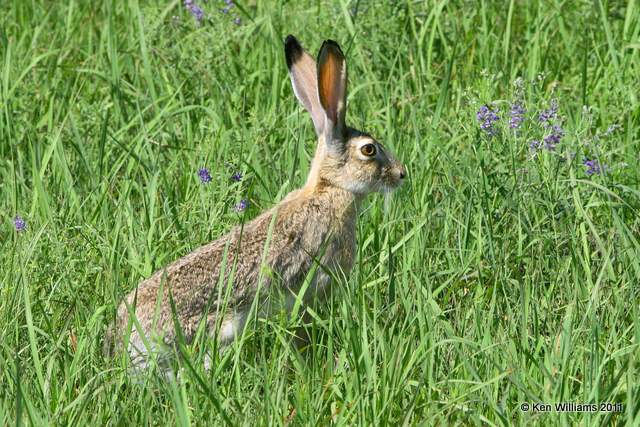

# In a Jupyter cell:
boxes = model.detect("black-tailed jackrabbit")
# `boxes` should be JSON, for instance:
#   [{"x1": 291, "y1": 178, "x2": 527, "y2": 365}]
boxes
[{"x1": 106, "y1": 35, "x2": 406, "y2": 369}]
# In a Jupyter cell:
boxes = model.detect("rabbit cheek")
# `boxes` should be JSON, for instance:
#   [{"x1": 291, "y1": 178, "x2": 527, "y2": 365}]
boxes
[
  {"x1": 347, "y1": 160, "x2": 378, "y2": 193},
  {"x1": 357, "y1": 162, "x2": 378, "y2": 193},
  {"x1": 363, "y1": 161, "x2": 383, "y2": 190}
]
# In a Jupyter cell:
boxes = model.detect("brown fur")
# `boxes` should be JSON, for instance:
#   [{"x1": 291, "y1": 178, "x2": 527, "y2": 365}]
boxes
[{"x1": 106, "y1": 36, "x2": 405, "y2": 368}]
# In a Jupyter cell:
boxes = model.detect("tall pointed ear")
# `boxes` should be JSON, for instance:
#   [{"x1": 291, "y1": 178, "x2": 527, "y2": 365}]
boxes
[
  {"x1": 284, "y1": 35, "x2": 325, "y2": 135},
  {"x1": 317, "y1": 39, "x2": 347, "y2": 142}
]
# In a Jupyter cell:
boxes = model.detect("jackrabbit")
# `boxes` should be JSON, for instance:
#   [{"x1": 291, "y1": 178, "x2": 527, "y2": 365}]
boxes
[{"x1": 106, "y1": 35, "x2": 406, "y2": 369}]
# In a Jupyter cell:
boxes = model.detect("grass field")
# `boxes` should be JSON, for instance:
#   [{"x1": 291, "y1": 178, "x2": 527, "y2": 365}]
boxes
[{"x1": 1, "y1": 0, "x2": 639, "y2": 425}]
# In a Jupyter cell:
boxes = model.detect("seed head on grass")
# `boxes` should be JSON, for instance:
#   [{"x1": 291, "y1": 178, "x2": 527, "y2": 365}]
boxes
[
  {"x1": 198, "y1": 168, "x2": 212, "y2": 184},
  {"x1": 14, "y1": 216, "x2": 26, "y2": 232},
  {"x1": 476, "y1": 105, "x2": 500, "y2": 137}
]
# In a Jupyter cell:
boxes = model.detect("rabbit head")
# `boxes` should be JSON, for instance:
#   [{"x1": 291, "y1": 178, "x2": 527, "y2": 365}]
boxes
[{"x1": 285, "y1": 36, "x2": 406, "y2": 195}]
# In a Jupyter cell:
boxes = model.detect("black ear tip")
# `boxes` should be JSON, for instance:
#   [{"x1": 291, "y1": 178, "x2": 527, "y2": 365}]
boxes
[
  {"x1": 319, "y1": 39, "x2": 344, "y2": 58},
  {"x1": 285, "y1": 34, "x2": 298, "y2": 45},
  {"x1": 284, "y1": 35, "x2": 303, "y2": 69}
]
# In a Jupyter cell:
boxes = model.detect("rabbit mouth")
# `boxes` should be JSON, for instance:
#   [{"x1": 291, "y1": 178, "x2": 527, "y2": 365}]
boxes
[{"x1": 378, "y1": 165, "x2": 405, "y2": 193}]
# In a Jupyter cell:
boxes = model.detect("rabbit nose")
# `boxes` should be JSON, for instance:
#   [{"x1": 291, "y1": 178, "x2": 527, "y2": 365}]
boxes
[{"x1": 398, "y1": 166, "x2": 406, "y2": 179}]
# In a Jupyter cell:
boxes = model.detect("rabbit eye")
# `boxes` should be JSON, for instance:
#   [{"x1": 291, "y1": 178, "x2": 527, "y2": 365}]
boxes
[{"x1": 360, "y1": 144, "x2": 377, "y2": 157}]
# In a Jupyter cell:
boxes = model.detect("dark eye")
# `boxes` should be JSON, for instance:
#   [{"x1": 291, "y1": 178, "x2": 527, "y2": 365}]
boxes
[{"x1": 360, "y1": 144, "x2": 376, "y2": 157}]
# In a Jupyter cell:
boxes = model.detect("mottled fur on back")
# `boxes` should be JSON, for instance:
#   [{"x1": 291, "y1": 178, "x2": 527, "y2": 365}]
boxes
[
  {"x1": 111, "y1": 187, "x2": 357, "y2": 355},
  {"x1": 106, "y1": 35, "x2": 405, "y2": 369}
]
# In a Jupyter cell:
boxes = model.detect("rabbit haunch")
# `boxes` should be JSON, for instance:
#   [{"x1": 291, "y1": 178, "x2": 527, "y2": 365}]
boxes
[{"x1": 106, "y1": 35, "x2": 405, "y2": 368}]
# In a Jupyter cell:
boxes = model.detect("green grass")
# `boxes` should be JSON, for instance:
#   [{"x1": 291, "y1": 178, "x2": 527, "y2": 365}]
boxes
[{"x1": 1, "y1": 0, "x2": 639, "y2": 425}]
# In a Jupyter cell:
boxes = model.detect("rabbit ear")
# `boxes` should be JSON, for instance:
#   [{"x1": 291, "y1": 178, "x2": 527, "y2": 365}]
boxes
[
  {"x1": 285, "y1": 35, "x2": 325, "y2": 135},
  {"x1": 317, "y1": 40, "x2": 347, "y2": 144}
]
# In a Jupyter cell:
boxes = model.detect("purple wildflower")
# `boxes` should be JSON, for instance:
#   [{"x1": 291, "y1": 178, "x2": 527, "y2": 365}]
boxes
[
  {"x1": 222, "y1": 0, "x2": 234, "y2": 12},
  {"x1": 230, "y1": 172, "x2": 243, "y2": 182},
  {"x1": 538, "y1": 99, "x2": 558, "y2": 127},
  {"x1": 542, "y1": 124, "x2": 564, "y2": 151},
  {"x1": 476, "y1": 105, "x2": 500, "y2": 137},
  {"x1": 509, "y1": 103, "x2": 526, "y2": 129},
  {"x1": 234, "y1": 199, "x2": 249, "y2": 212},
  {"x1": 529, "y1": 140, "x2": 541, "y2": 151},
  {"x1": 198, "y1": 168, "x2": 212, "y2": 184},
  {"x1": 184, "y1": 0, "x2": 204, "y2": 23},
  {"x1": 14, "y1": 216, "x2": 26, "y2": 232},
  {"x1": 234, "y1": 17, "x2": 241, "y2": 25},
  {"x1": 583, "y1": 158, "x2": 606, "y2": 176},
  {"x1": 603, "y1": 124, "x2": 621, "y2": 137}
]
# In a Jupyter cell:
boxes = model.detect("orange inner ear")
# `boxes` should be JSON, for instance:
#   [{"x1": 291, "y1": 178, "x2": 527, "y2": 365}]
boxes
[{"x1": 318, "y1": 49, "x2": 343, "y2": 124}]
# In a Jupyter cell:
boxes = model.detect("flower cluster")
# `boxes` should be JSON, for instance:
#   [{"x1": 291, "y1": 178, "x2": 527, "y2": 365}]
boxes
[
  {"x1": 529, "y1": 99, "x2": 564, "y2": 153},
  {"x1": 543, "y1": 124, "x2": 564, "y2": 151},
  {"x1": 538, "y1": 99, "x2": 558, "y2": 126},
  {"x1": 198, "y1": 167, "x2": 212, "y2": 183},
  {"x1": 509, "y1": 103, "x2": 526, "y2": 129},
  {"x1": 184, "y1": 0, "x2": 204, "y2": 24},
  {"x1": 474, "y1": 79, "x2": 615, "y2": 179},
  {"x1": 14, "y1": 216, "x2": 26, "y2": 232},
  {"x1": 234, "y1": 199, "x2": 249, "y2": 212},
  {"x1": 197, "y1": 166, "x2": 249, "y2": 211},
  {"x1": 529, "y1": 140, "x2": 541, "y2": 151},
  {"x1": 583, "y1": 158, "x2": 606, "y2": 176},
  {"x1": 603, "y1": 124, "x2": 621, "y2": 137},
  {"x1": 221, "y1": 0, "x2": 241, "y2": 25},
  {"x1": 476, "y1": 105, "x2": 500, "y2": 137}
]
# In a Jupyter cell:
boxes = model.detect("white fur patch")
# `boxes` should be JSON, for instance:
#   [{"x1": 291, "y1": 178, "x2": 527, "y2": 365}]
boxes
[
  {"x1": 341, "y1": 181, "x2": 370, "y2": 194},
  {"x1": 218, "y1": 310, "x2": 248, "y2": 344}
]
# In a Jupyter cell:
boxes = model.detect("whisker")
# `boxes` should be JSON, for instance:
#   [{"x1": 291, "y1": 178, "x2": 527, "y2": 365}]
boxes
[{"x1": 383, "y1": 191, "x2": 393, "y2": 215}]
